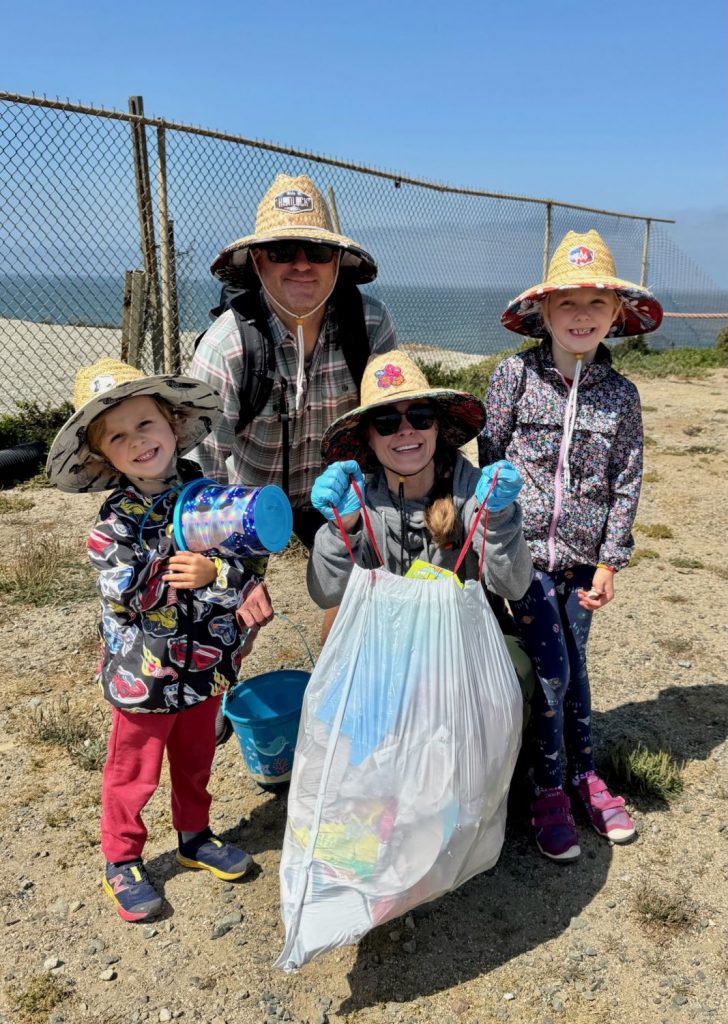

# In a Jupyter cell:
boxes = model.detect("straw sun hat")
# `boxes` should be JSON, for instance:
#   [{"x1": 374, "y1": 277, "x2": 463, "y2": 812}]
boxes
[
  {"x1": 501, "y1": 229, "x2": 663, "y2": 339},
  {"x1": 210, "y1": 173, "x2": 378, "y2": 287},
  {"x1": 322, "y1": 351, "x2": 486, "y2": 471},
  {"x1": 46, "y1": 358, "x2": 223, "y2": 493}
]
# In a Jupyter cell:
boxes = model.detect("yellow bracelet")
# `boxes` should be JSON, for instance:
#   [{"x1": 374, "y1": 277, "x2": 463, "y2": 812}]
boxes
[{"x1": 596, "y1": 562, "x2": 616, "y2": 573}]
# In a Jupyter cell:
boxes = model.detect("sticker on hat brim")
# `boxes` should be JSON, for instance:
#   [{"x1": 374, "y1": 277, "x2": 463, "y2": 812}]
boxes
[
  {"x1": 568, "y1": 245, "x2": 595, "y2": 267},
  {"x1": 274, "y1": 189, "x2": 313, "y2": 214}
]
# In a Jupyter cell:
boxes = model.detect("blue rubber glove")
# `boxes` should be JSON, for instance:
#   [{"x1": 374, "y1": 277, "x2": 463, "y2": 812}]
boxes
[
  {"x1": 311, "y1": 460, "x2": 365, "y2": 522},
  {"x1": 475, "y1": 459, "x2": 524, "y2": 511}
]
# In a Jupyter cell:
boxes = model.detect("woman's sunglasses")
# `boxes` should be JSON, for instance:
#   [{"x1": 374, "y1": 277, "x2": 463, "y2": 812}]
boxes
[
  {"x1": 259, "y1": 241, "x2": 337, "y2": 264},
  {"x1": 368, "y1": 403, "x2": 438, "y2": 436}
]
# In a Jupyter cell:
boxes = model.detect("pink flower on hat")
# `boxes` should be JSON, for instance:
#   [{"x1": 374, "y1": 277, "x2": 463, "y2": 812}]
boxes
[{"x1": 375, "y1": 364, "x2": 404, "y2": 389}]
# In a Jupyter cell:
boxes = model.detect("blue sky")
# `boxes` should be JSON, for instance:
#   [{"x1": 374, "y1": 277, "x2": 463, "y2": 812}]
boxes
[{"x1": 3, "y1": 0, "x2": 726, "y2": 285}]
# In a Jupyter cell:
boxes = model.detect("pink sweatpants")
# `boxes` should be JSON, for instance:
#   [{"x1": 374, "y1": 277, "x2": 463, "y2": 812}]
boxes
[{"x1": 100, "y1": 695, "x2": 221, "y2": 864}]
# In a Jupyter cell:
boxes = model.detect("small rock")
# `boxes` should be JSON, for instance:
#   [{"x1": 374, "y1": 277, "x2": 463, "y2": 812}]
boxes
[
  {"x1": 584, "y1": 946, "x2": 598, "y2": 956},
  {"x1": 402, "y1": 939, "x2": 416, "y2": 953},
  {"x1": 159, "y1": 1010, "x2": 172, "y2": 1022},
  {"x1": 677, "y1": 661, "x2": 692, "y2": 669},
  {"x1": 104, "y1": 954, "x2": 121, "y2": 965},
  {"x1": 87, "y1": 938, "x2": 106, "y2": 954},
  {"x1": 69, "y1": 900, "x2": 83, "y2": 913},
  {"x1": 48, "y1": 898, "x2": 68, "y2": 917},
  {"x1": 20, "y1": 878, "x2": 34, "y2": 891},
  {"x1": 503, "y1": 991, "x2": 515, "y2": 1000},
  {"x1": 606, "y1": 900, "x2": 617, "y2": 909},
  {"x1": 450, "y1": 998, "x2": 468, "y2": 1016},
  {"x1": 672, "y1": 995, "x2": 688, "y2": 1007},
  {"x1": 570, "y1": 917, "x2": 587, "y2": 929},
  {"x1": 44, "y1": 956, "x2": 63, "y2": 970},
  {"x1": 143, "y1": 926, "x2": 157, "y2": 939},
  {"x1": 404, "y1": 915, "x2": 415, "y2": 930},
  {"x1": 99, "y1": 968, "x2": 117, "y2": 981},
  {"x1": 388, "y1": 929, "x2": 401, "y2": 942}
]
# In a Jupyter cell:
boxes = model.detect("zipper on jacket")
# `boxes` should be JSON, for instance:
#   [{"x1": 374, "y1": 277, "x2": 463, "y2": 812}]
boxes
[
  {"x1": 178, "y1": 591, "x2": 194, "y2": 709},
  {"x1": 546, "y1": 371, "x2": 571, "y2": 572}
]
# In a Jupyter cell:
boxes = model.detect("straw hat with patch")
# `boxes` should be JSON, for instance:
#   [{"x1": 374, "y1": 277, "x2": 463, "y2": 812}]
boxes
[
  {"x1": 47, "y1": 358, "x2": 223, "y2": 493},
  {"x1": 501, "y1": 229, "x2": 663, "y2": 339},
  {"x1": 322, "y1": 351, "x2": 486, "y2": 471},
  {"x1": 211, "y1": 173, "x2": 377, "y2": 287}
]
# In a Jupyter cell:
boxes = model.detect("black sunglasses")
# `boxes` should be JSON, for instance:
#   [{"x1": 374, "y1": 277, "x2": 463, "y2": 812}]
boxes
[
  {"x1": 259, "y1": 241, "x2": 337, "y2": 264},
  {"x1": 368, "y1": 403, "x2": 438, "y2": 436}
]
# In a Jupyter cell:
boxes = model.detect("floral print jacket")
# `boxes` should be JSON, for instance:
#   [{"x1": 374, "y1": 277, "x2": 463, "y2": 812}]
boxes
[
  {"x1": 87, "y1": 461, "x2": 259, "y2": 713},
  {"x1": 478, "y1": 340, "x2": 642, "y2": 572}
]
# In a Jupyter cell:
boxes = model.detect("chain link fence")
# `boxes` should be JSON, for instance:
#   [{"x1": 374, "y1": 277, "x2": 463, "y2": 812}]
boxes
[{"x1": 2, "y1": 93, "x2": 726, "y2": 412}]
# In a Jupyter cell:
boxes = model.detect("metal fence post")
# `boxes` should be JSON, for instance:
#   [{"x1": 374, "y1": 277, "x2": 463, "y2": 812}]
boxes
[
  {"x1": 121, "y1": 270, "x2": 146, "y2": 367},
  {"x1": 156, "y1": 124, "x2": 180, "y2": 373},
  {"x1": 128, "y1": 95, "x2": 164, "y2": 372},
  {"x1": 640, "y1": 218, "x2": 652, "y2": 287},
  {"x1": 542, "y1": 202, "x2": 553, "y2": 279}
]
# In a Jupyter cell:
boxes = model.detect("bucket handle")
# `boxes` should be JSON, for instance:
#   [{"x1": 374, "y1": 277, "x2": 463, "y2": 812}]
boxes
[{"x1": 223, "y1": 612, "x2": 315, "y2": 717}]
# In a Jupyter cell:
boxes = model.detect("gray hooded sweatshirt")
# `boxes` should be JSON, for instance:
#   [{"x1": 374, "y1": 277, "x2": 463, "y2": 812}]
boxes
[{"x1": 307, "y1": 452, "x2": 532, "y2": 609}]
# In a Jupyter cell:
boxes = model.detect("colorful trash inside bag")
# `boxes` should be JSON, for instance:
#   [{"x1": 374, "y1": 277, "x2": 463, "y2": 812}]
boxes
[{"x1": 275, "y1": 556, "x2": 523, "y2": 971}]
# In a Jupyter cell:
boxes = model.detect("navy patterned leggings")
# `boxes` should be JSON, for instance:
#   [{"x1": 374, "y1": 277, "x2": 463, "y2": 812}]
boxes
[{"x1": 510, "y1": 565, "x2": 596, "y2": 790}]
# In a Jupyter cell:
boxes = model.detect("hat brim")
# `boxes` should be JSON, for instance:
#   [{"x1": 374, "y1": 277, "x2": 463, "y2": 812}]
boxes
[
  {"x1": 211, "y1": 226, "x2": 378, "y2": 286},
  {"x1": 502, "y1": 280, "x2": 664, "y2": 338},
  {"x1": 46, "y1": 375, "x2": 223, "y2": 493},
  {"x1": 322, "y1": 388, "x2": 486, "y2": 471}
]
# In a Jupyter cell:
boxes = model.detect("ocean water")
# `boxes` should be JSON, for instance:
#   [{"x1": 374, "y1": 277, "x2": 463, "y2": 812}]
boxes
[{"x1": 1, "y1": 273, "x2": 726, "y2": 354}]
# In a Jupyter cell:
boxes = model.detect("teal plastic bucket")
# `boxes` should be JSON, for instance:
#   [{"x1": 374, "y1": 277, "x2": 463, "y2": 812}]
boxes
[
  {"x1": 222, "y1": 615, "x2": 313, "y2": 787},
  {"x1": 223, "y1": 669, "x2": 309, "y2": 785}
]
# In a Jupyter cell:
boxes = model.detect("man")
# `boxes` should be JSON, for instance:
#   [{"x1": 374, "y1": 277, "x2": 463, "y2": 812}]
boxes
[{"x1": 189, "y1": 172, "x2": 398, "y2": 646}]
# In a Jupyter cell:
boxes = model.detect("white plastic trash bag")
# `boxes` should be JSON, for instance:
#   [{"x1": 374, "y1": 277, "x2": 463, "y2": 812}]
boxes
[{"x1": 275, "y1": 563, "x2": 522, "y2": 971}]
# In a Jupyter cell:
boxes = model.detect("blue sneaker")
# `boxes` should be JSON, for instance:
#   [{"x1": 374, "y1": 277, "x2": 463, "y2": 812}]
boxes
[
  {"x1": 176, "y1": 829, "x2": 253, "y2": 881},
  {"x1": 103, "y1": 860, "x2": 163, "y2": 922}
]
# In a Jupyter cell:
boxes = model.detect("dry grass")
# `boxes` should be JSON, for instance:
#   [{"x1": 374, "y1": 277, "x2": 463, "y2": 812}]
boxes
[
  {"x1": 642, "y1": 470, "x2": 660, "y2": 483},
  {"x1": 633, "y1": 881, "x2": 695, "y2": 932},
  {"x1": 669, "y1": 556, "x2": 704, "y2": 570},
  {"x1": 633, "y1": 522, "x2": 674, "y2": 539},
  {"x1": 0, "y1": 527, "x2": 96, "y2": 606},
  {"x1": 628, "y1": 548, "x2": 660, "y2": 567},
  {"x1": 6, "y1": 974, "x2": 72, "y2": 1022},
  {"x1": 27, "y1": 696, "x2": 108, "y2": 771},
  {"x1": 0, "y1": 495, "x2": 35, "y2": 514}
]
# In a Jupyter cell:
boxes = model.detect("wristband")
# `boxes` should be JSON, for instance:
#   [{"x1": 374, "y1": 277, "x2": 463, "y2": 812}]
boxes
[{"x1": 596, "y1": 562, "x2": 616, "y2": 573}]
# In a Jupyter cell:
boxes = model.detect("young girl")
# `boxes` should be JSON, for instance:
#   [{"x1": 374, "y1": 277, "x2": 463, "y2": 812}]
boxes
[
  {"x1": 47, "y1": 358, "x2": 260, "y2": 921},
  {"x1": 306, "y1": 350, "x2": 532, "y2": 615},
  {"x1": 479, "y1": 229, "x2": 664, "y2": 861}
]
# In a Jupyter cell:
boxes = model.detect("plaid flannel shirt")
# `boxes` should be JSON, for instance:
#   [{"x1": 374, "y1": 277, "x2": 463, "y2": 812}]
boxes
[{"x1": 188, "y1": 291, "x2": 397, "y2": 508}]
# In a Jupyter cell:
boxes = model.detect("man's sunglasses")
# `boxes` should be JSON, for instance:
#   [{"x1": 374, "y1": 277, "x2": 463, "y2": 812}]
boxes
[
  {"x1": 368, "y1": 403, "x2": 438, "y2": 436},
  {"x1": 259, "y1": 241, "x2": 337, "y2": 264}
]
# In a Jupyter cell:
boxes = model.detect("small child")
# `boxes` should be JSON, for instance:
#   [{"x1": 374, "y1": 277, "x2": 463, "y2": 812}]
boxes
[
  {"x1": 47, "y1": 358, "x2": 260, "y2": 921},
  {"x1": 479, "y1": 230, "x2": 663, "y2": 861}
]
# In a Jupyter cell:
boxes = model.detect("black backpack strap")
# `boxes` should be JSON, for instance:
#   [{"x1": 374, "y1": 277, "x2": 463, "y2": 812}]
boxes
[
  {"x1": 330, "y1": 281, "x2": 370, "y2": 398},
  {"x1": 225, "y1": 290, "x2": 278, "y2": 435}
]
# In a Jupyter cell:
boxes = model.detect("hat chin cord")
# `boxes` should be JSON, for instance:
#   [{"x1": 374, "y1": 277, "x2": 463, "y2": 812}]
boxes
[
  {"x1": 253, "y1": 255, "x2": 340, "y2": 412},
  {"x1": 560, "y1": 352, "x2": 583, "y2": 491}
]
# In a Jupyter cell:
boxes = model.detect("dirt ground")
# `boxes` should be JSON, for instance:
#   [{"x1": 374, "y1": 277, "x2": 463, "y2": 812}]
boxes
[{"x1": 0, "y1": 371, "x2": 726, "y2": 1024}]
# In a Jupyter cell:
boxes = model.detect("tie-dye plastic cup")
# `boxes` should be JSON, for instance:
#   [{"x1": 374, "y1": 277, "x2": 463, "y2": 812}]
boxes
[{"x1": 172, "y1": 479, "x2": 292, "y2": 558}]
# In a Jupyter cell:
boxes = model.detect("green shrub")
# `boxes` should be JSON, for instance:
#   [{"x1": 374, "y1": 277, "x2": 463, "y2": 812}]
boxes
[
  {"x1": 606, "y1": 740, "x2": 684, "y2": 800},
  {"x1": 715, "y1": 325, "x2": 728, "y2": 353},
  {"x1": 0, "y1": 400, "x2": 73, "y2": 450}
]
